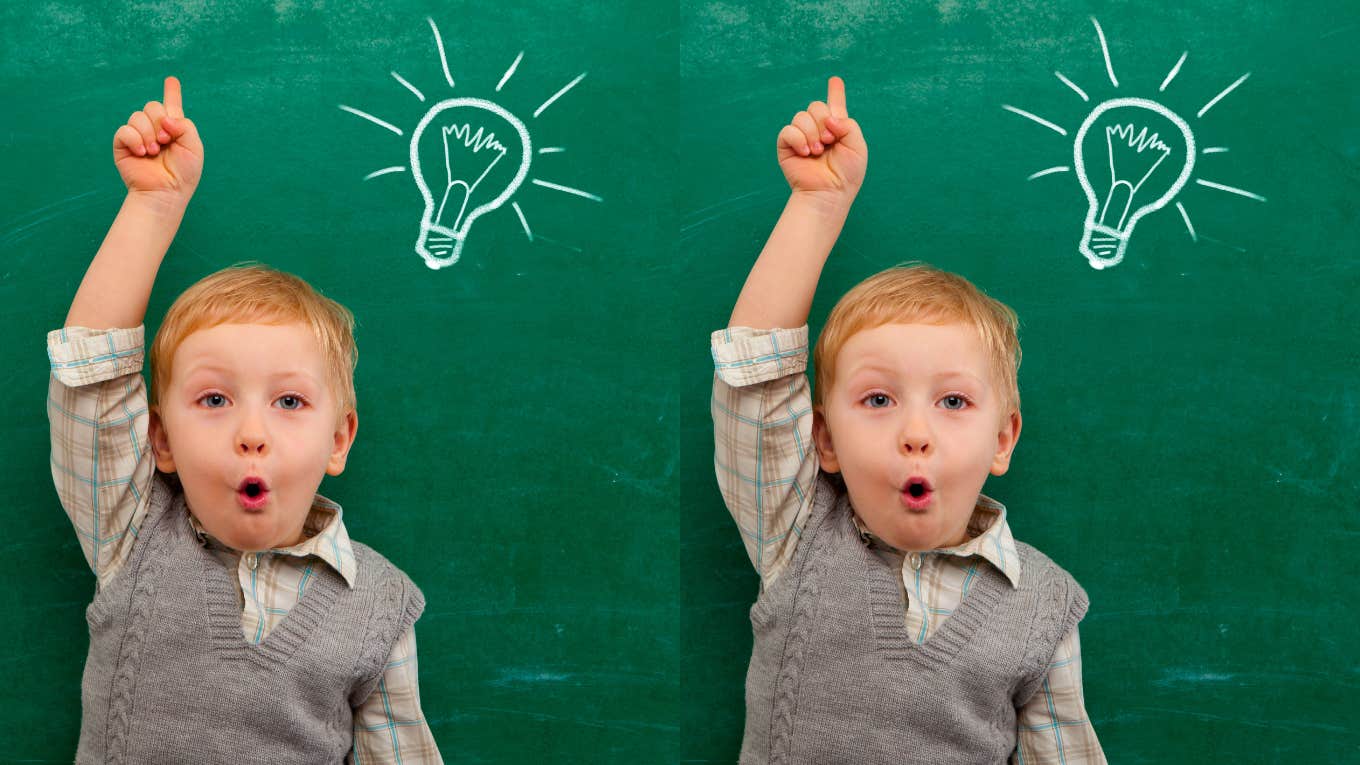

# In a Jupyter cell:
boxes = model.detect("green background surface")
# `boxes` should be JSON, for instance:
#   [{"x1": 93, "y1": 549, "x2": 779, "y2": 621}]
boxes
[
  {"x1": 1, "y1": 1, "x2": 677, "y2": 761},
  {"x1": 678, "y1": 1, "x2": 1358, "y2": 764},
  {"x1": 3, "y1": 0, "x2": 1358, "y2": 763}
]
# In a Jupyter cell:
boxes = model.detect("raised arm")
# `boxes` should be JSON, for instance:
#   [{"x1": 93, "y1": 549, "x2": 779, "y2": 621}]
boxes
[
  {"x1": 728, "y1": 76, "x2": 867, "y2": 330},
  {"x1": 65, "y1": 76, "x2": 203, "y2": 329},
  {"x1": 712, "y1": 78, "x2": 868, "y2": 583},
  {"x1": 49, "y1": 77, "x2": 204, "y2": 586}
]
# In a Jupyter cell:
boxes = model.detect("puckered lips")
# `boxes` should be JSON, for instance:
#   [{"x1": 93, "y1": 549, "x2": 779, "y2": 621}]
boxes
[
  {"x1": 901, "y1": 475, "x2": 934, "y2": 512},
  {"x1": 236, "y1": 475, "x2": 270, "y2": 512}
]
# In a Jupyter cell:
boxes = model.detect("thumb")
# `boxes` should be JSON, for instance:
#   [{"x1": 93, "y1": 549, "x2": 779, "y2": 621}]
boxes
[
  {"x1": 161, "y1": 115, "x2": 204, "y2": 156},
  {"x1": 826, "y1": 115, "x2": 863, "y2": 143},
  {"x1": 825, "y1": 115, "x2": 867, "y2": 157}
]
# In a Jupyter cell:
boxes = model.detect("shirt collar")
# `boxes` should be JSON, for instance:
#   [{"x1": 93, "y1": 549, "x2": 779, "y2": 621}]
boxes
[
  {"x1": 852, "y1": 492, "x2": 1023, "y2": 588},
  {"x1": 189, "y1": 493, "x2": 358, "y2": 589}
]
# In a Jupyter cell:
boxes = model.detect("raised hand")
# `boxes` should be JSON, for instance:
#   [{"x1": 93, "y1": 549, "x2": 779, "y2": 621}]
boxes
[
  {"x1": 112, "y1": 76, "x2": 204, "y2": 200},
  {"x1": 776, "y1": 76, "x2": 868, "y2": 197}
]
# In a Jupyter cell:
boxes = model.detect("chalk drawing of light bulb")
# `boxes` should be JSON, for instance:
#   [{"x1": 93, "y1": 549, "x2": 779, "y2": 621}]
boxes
[
  {"x1": 340, "y1": 17, "x2": 601, "y2": 271},
  {"x1": 411, "y1": 99, "x2": 530, "y2": 268},
  {"x1": 1004, "y1": 17, "x2": 1266, "y2": 270},
  {"x1": 1073, "y1": 98, "x2": 1194, "y2": 269}
]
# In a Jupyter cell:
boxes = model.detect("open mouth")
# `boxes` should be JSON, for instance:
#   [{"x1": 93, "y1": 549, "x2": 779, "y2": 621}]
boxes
[
  {"x1": 902, "y1": 476, "x2": 933, "y2": 509},
  {"x1": 237, "y1": 476, "x2": 270, "y2": 510}
]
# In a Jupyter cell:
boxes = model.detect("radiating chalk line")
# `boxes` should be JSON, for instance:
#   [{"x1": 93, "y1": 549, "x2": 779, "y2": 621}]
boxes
[
  {"x1": 512, "y1": 201, "x2": 532, "y2": 241},
  {"x1": 364, "y1": 166, "x2": 406, "y2": 181},
  {"x1": 1198, "y1": 73, "x2": 1250, "y2": 118},
  {"x1": 1092, "y1": 17, "x2": 1119, "y2": 87},
  {"x1": 1196, "y1": 178, "x2": 1266, "y2": 202},
  {"x1": 428, "y1": 17, "x2": 454, "y2": 89},
  {"x1": 1175, "y1": 201, "x2": 1197, "y2": 241},
  {"x1": 534, "y1": 73, "x2": 586, "y2": 118},
  {"x1": 1027, "y1": 166, "x2": 1070, "y2": 180},
  {"x1": 531, "y1": 178, "x2": 602, "y2": 201},
  {"x1": 338, "y1": 105, "x2": 403, "y2": 136},
  {"x1": 1001, "y1": 105, "x2": 1068, "y2": 136},
  {"x1": 392, "y1": 71, "x2": 425, "y2": 102},
  {"x1": 1160, "y1": 52, "x2": 1188, "y2": 92},
  {"x1": 498, "y1": 52, "x2": 523, "y2": 92},
  {"x1": 1055, "y1": 71, "x2": 1089, "y2": 101}
]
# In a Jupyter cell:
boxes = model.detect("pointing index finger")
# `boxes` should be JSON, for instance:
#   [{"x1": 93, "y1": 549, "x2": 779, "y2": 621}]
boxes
[
  {"x1": 827, "y1": 76, "x2": 847, "y2": 118},
  {"x1": 164, "y1": 76, "x2": 183, "y2": 118}
]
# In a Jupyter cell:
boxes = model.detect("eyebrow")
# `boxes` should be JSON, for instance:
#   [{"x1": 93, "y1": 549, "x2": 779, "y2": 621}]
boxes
[
  {"x1": 180, "y1": 364, "x2": 322, "y2": 387},
  {"x1": 931, "y1": 371, "x2": 987, "y2": 386},
  {"x1": 844, "y1": 364, "x2": 986, "y2": 386}
]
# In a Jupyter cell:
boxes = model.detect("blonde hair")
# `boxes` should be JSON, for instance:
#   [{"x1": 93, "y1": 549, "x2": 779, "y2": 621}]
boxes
[
  {"x1": 812, "y1": 263, "x2": 1021, "y2": 415},
  {"x1": 149, "y1": 263, "x2": 358, "y2": 414}
]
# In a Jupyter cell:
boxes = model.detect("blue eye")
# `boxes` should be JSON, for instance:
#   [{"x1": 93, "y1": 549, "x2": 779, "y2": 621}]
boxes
[
  {"x1": 276, "y1": 395, "x2": 306, "y2": 411},
  {"x1": 863, "y1": 393, "x2": 893, "y2": 408},
  {"x1": 940, "y1": 394, "x2": 970, "y2": 410},
  {"x1": 199, "y1": 393, "x2": 227, "y2": 408}
]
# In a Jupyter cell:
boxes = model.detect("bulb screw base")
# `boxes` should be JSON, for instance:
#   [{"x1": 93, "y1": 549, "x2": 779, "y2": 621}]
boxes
[
  {"x1": 1079, "y1": 222, "x2": 1128, "y2": 270},
  {"x1": 416, "y1": 225, "x2": 465, "y2": 270}
]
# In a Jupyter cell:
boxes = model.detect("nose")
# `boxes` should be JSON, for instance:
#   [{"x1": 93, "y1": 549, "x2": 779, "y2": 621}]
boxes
[
  {"x1": 899, "y1": 409, "x2": 932, "y2": 456},
  {"x1": 235, "y1": 409, "x2": 269, "y2": 457}
]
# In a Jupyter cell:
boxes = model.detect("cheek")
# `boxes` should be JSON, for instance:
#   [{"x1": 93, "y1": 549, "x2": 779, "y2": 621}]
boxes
[{"x1": 955, "y1": 426, "x2": 1002, "y2": 474}]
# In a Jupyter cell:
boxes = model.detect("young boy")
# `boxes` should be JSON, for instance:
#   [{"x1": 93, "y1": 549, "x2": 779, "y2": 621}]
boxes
[
  {"x1": 711, "y1": 77, "x2": 1105, "y2": 763},
  {"x1": 47, "y1": 77, "x2": 442, "y2": 762}
]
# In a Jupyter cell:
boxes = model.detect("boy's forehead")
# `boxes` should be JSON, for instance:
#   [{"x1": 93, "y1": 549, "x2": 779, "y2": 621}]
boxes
[
  {"x1": 174, "y1": 322, "x2": 325, "y2": 374},
  {"x1": 837, "y1": 321, "x2": 995, "y2": 379},
  {"x1": 841, "y1": 321, "x2": 987, "y2": 356}
]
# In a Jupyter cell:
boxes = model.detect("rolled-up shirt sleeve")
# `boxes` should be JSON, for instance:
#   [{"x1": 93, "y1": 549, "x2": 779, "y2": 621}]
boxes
[
  {"x1": 47, "y1": 325, "x2": 156, "y2": 588},
  {"x1": 710, "y1": 325, "x2": 820, "y2": 585}
]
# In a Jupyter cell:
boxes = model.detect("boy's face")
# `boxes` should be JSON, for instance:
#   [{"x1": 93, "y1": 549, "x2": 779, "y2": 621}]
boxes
[
  {"x1": 148, "y1": 322, "x2": 358, "y2": 552},
  {"x1": 813, "y1": 322, "x2": 1021, "y2": 552}
]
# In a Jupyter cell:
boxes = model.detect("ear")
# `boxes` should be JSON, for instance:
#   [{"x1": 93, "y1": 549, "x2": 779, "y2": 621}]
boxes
[
  {"x1": 148, "y1": 406, "x2": 177, "y2": 473},
  {"x1": 326, "y1": 409, "x2": 359, "y2": 476},
  {"x1": 990, "y1": 409, "x2": 1023, "y2": 476},
  {"x1": 812, "y1": 407, "x2": 840, "y2": 473}
]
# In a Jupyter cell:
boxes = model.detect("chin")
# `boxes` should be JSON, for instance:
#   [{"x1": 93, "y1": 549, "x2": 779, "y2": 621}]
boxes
[
  {"x1": 216, "y1": 519, "x2": 288, "y2": 553},
  {"x1": 886, "y1": 520, "x2": 952, "y2": 552}
]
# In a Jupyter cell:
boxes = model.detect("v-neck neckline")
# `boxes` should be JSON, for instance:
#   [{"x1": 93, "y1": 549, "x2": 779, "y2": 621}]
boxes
[
  {"x1": 187, "y1": 510, "x2": 347, "y2": 670},
  {"x1": 834, "y1": 500, "x2": 1008, "y2": 669}
]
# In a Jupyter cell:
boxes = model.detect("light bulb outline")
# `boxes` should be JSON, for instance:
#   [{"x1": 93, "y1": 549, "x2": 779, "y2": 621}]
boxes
[
  {"x1": 410, "y1": 98, "x2": 532, "y2": 270},
  {"x1": 1001, "y1": 16, "x2": 1267, "y2": 271},
  {"x1": 1073, "y1": 97, "x2": 1195, "y2": 270},
  {"x1": 339, "y1": 17, "x2": 603, "y2": 273}
]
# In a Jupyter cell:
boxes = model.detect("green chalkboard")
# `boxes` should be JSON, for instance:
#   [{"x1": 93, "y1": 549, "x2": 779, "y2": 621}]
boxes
[
  {"x1": 5, "y1": 0, "x2": 1359, "y2": 762},
  {"x1": 679, "y1": 1, "x2": 1358, "y2": 763},
  {"x1": 1, "y1": 2, "x2": 676, "y2": 761}
]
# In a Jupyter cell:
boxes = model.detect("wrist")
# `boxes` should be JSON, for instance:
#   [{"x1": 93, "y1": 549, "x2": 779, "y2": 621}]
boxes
[
  {"x1": 125, "y1": 188, "x2": 193, "y2": 218},
  {"x1": 789, "y1": 188, "x2": 856, "y2": 218}
]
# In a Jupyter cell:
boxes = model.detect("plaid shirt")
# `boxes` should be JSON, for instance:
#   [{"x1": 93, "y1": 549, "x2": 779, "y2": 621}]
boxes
[
  {"x1": 47, "y1": 325, "x2": 442, "y2": 764},
  {"x1": 711, "y1": 325, "x2": 1105, "y2": 764}
]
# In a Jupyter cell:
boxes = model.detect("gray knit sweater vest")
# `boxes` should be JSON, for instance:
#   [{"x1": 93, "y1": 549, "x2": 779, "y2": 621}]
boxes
[
  {"x1": 741, "y1": 476, "x2": 1088, "y2": 764},
  {"x1": 76, "y1": 475, "x2": 425, "y2": 764}
]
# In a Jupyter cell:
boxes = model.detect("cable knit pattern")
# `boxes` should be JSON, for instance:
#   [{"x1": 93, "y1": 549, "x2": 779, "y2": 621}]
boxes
[
  {"x1": 765, "y1": 486, "x2": 832, "y2": 764},
  {"x1": 741, "y1": 474, "x2": 1088, "y2": 764},
  {"x1": 350, "y1": 551, "x2": 428, "y2": 707},
  {"x1": 1014, "y1": 554, "x2": 1089, "y2": 707},
  {"x1": 101, "y1": 476, "x2": 175, "y2": 763},
  {"x1": 76, "y1": 473, "x2": 424, "y2": 764}
]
